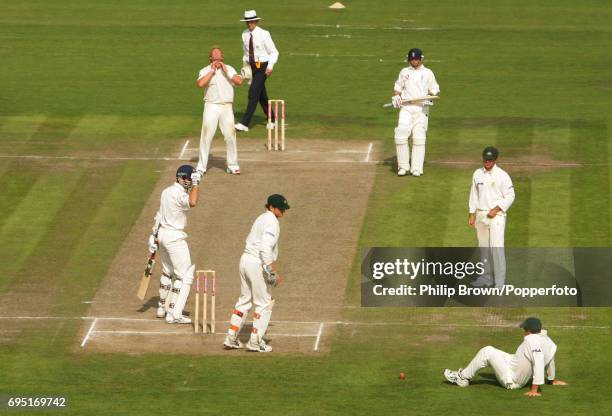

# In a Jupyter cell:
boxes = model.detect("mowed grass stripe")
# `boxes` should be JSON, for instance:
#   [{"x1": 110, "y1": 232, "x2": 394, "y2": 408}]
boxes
[
  {"x1": 0, "y1": 164, "x2": 41, "y2": 230},
  {"x1": 0, "y1": 114, "x2": 47, "y2": 154},
  {"x1": 7, "y1": 165, "x2": 125, "y2": 313},
  {"x1": 527, "y1": 170, "x2": 571, "y2": 246},
  {"x1": 51, "y1": 161, "x2": 158, "y2": 315},
  {"x1": 0, "y1": 171, "x2": 81, "y2": 291},
  {"x1": 570, "y1": 120, "x2": 610, "y2": 245}
]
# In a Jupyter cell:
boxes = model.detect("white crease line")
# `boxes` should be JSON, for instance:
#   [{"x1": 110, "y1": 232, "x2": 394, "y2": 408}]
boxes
[
  {"x1": 2, "y1": 316, "x2": 609, "y2": 330},
  {"x1": 365, "y1": 142, "x2": 373, "y2": 162},
  {"x1": 94, "y1": 330, "x2": 316, "y2": 337},
  {"x1": 314, "y1": 322, "x2": 324, "y2": 352},
  {"x1": 178, "y1": 139, "x2": 190, "y2": 159},
  {"x1": 80, "y1": 318, "x2": 97, "y2": 348}
]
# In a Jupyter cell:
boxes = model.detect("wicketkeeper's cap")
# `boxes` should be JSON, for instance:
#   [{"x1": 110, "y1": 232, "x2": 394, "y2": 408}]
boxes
[
  {"x1": 482, "y1": 146, "x2": 499, "y2": 160},
  {"x1": 267, "y1": 194, "x2": 290, "y2": 210},
  {"x1": 241, "y1": 10, "x2": 261, "y2": 22},
  {"x1": 520, "y1": 317, "x2": 542, "y2": 333},
  {"x1": 407, "y1": 48, "x2": 423, "y2": 60}
]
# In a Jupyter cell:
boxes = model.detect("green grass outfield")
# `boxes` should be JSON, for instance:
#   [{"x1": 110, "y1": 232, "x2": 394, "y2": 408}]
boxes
[{"x1": 1, "y1": 0, "x2": 611, "y2": 414}]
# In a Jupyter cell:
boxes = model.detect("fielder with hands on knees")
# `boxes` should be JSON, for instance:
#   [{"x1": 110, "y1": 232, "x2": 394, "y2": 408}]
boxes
[
  {"x1": 196, "y1": 47, "x2": 243, "y2": 175},
  {"x1": 223, "y1": 194, "x2": 290, "y2": 353},
  {"x1": 468, "y1": 146, "x2": 515, "y2": 289},
  {"x1": 234, "y1": 10, "x2": 279, "y2": 132},
  {"x1": 392, "y1": 48, "x2": 440, "y2": 177},
  {"x1": 444, "y1": 317, "x2": 568, "y2": 396},
  {"x1": 148, "y1": 166, "x2": 201, "y2": 324}
]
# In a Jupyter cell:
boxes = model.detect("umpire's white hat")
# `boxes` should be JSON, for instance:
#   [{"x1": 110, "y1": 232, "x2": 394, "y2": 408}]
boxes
[{"x1": 240, "y1": 10, "x2": 261, "y2": 22}]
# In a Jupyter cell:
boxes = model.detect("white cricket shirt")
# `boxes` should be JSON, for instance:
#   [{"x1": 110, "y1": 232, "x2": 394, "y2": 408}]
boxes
[
  {"x1": 197, "y1": 64, "x2": 238, "y2": 104},
  {"x1": 394, "y1": 64, "x2": 440, "y2": 102},
  {"x1": 244, "y1": 210, "x2": 280, "y2": 266},
  {"x1": 158, "y1": 182, "x2": 190, "y2": 231},
  {"x1": 241, "y1": 26, "x2": 279, "y2": 69},
  {"x1": 468, "y1": 165, "x2": 515, "y2": 214},
  {"x1": 511, "y1": 330, "x2": 557, "y2": 386}
]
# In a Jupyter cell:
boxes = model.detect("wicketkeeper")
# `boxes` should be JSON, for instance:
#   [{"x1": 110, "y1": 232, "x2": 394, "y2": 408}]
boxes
[
  {"x1": 148, "y1": 165, "x2": 201, "y2": 324},
  {"x1": 444, "y1": 317, "x2": 568, "y2": 396},
  {"x1": 223, "y1": 194, "x2": 289, "y2": 353},
  {"x1": 392, "y1": 48, "x2": 440, "y2": 177}
]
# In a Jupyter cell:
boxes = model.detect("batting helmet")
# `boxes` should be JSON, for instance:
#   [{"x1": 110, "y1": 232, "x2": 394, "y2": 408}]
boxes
[
  {"x1": 176, "y1": 164, "x2": 195, "y2": 179},
  {"x1": 407, "y1": 48, "x2": 423, "y2": 61}
]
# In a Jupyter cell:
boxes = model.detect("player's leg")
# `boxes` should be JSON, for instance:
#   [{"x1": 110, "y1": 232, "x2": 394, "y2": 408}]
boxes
[
  {"x1": 219, "y1": 103, "x2": 240, "y2": 174},
  {"x1": 239, "y1": 67, "x2": 266, "y2": 127},
  {"x1": 157, "y1": 246, "x2": 173, "y2": 318},
  {"x1": 410, "y1": 108, "x2": 429, "y2": 176},
  {"x1": 196, "y1": 103, "x2": 221, "y2": 174},
  {"x1": 246, "y1": 261, "x2": 274, "y2": 352},
  {"x1": 224, "y1": 255, "x2": 253, "y2": 349},
  {"x1": 394, "y1": 108, "x2": 413, "y2": 176},
  {"x1": 163, "y1": 233, "x2": 194, "y2": 323},
  {"x1": 258, "y1": 75, "x2": 273, "y2": 123},
  {"x1": 472, "y1": 216, "x2": 493, "y2": 286},
  {"x1": 489, "y1": 215, "x2": 507, "y2": 288},
  {"x1": 460, "y1": 346, "x2": 514, "y2": 387}
]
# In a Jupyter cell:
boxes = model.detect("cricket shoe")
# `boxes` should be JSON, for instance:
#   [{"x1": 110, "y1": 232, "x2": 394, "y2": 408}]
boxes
[
  {"x1": 165, "y1": 314, "x2": 192, "y2": 324},
  {"x1": 470, "y1": 275, "x2": 493, "y2": 287},
  {"x1": 411, "y1": 171, "x2": 422, "y2": 177},
  {"x1": 444, "y1": 369, "x2": 469, "y2": 387},
  {"x1": 226, "y1": 167, "x2": 241, "y2": 175},
  {"x1": 234, "y1": 123, "x2": 249, "y2": 132},
  {"x1": 266, "y1": 122, "x2": 276, "y2": 130},
  {"x1": 156, "y1": 307, "x2": 166, "y2": 319},
  {"x1": 223, "y1": 335, "x2": 244, "y2": 350},
  {"x1": 246, "y1": 338, "x2": 273, "y2": 353},
  {"x1": 397, "y1": 168, "x2": 408, "y2": 177}
]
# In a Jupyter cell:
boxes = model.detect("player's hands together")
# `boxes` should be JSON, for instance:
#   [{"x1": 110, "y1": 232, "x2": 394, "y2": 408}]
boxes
[
  {"x1": 148, "y1": 234, "x2": 158, "y2": 253},
  {"x1": 392, "y1": 95, "x2": 403, "y2": 109},
  {"x1": 487, "y1": 207, "x2": 501, "y2": 218}
]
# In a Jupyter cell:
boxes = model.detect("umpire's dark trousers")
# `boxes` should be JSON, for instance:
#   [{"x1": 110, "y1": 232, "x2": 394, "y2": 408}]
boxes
[{"x1": 240, "y1": 62, "x2": 274, "y2": 126}]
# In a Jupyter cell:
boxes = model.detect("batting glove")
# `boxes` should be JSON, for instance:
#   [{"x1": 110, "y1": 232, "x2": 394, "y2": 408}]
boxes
[
  {"x1": 148, "y1": 234, "x2": 158, "y2": 253},
  {"x1": 190, "y1": 171, "x2": 202, "y2": 186}
]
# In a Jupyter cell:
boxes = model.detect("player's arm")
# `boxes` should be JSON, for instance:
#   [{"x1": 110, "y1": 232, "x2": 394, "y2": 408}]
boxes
[
  {"x1": 196, "y1": 65, "x2": 216, "y2": 88},
  {"x1": 544, "y1": 359, "x2": 568, "y2": 386},
  {"x1": 497, "y1": 173, "x2": 515, "y2": 212},
  {"x1": 427, "y1": 71, "x2": 440, "y2": 96},
  {"x1": 468, "y1": 174, "x2": 478, "y2": 226},
  {"x1": 260, "y1": 225, "x2": 281, "y2": 286},
  {"x1": 525, "y1": 345, "x2": 545, "y2": 397},
  {"x1": 264, "y1": 31, "x2": 279, "y2": 74}
]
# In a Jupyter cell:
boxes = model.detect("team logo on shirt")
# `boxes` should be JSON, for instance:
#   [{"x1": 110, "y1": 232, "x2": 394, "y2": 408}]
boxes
[{"x1": 532, "y1": 348, "x2": 542, "y2": 353}]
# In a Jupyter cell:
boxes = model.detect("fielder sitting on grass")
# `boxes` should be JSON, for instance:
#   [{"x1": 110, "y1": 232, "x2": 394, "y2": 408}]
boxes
[
  {"x1": 444, "y1": 317, "x2": 568, "y2": 396},
  {"x1": 223, "y1": 194, "x2": 289, "y2": 353},
  {"x1": 148, "y1": 165, "x2": 201, "y2": 324}
]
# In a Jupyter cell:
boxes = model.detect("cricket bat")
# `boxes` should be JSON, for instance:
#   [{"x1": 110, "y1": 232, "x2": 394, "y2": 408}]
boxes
[
  {"x1": 383, "y1": 95, "x2": 440, "y2": 108},
  {"x1": 136, "y1": 251, "x2": 156, "y2": 300}
]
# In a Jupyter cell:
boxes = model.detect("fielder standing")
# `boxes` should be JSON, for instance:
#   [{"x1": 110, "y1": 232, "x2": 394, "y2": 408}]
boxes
[
  {"x1": 468, "y1": 146, "x2": 515, "y2": 289},
  {"x1": 392, "y1": 48, "x2": 440, "y2": 176},
  {"x1": 444, "y1": 317, "x2": 568, "y2": 396},
  {"x1": 148, "y1": 165, "x2": 201, "y2": 324},
  {"x1": 196, "y1": 47, "x2": 243, "y2": 175},
  {"x1": 234, "y1": 10, "x2": 279, "y2": 132},
  {"x1": 223, "y1": 194, "x2": 290, "y2": 353}
]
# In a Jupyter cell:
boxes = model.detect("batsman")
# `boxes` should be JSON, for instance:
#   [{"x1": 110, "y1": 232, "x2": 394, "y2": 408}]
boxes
[
  {"x1": 391, "y1": 48, "x2": 440, "y2": 177},
  {"x1": 223, "y1": 194, "x2": 290, "y2": 353},
  {"x1": 148, "y1": 165, "x2": 201, "y2": 324}
]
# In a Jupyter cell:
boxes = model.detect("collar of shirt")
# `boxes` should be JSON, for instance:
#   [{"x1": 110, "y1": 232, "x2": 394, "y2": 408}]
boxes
[
  {"x1": 481, "y1": 164, "x2": 499, "y2": 175},
  {"x1": 172, "y1": 182, "x2": 186, "y2": 193}
]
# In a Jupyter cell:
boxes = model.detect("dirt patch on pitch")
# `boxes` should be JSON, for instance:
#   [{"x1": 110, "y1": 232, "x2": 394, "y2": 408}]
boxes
[{"x1": 77, "y1": 139, "x2": 379, "y2": 355}]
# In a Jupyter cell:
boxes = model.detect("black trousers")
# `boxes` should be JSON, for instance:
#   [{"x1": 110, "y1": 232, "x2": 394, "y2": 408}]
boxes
[{"x1": 240, "y1": 62, "x2": 274, "y2": 126}]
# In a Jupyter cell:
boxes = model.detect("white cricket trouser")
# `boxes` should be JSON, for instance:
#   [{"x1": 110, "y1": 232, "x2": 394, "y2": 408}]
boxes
[
  {"x1": 197, "y1": 102, "x2": 239, "y2": 172},
  {"x1": 157, "y1": 228, "x2": 194, "y2": 317},
  {"x1": 227, "y1": 254, "x2": 274, "y2": 341},
  {"x1": 462, "y1": 346, "x2": 524, "y2": 389},
  {"x1": 394, "y1": 105, "x2": 429, "y2": 173},
  {"x1": 475, "y1": 211, "x2": 506, "y2": 288}
]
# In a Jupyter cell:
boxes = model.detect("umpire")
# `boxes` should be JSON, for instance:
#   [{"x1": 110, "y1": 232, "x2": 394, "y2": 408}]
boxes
[{"x1": 234, "y1": 10, "x2": 279, "y2": 132}]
